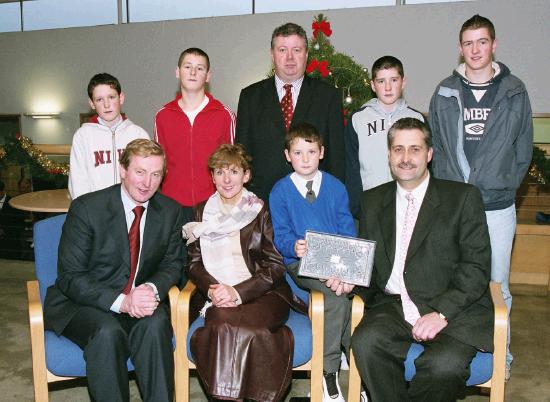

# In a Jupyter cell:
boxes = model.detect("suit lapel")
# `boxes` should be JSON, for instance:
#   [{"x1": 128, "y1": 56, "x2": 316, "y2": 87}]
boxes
[
  {"x1": 138, "y1": 194, "x2": 161, "y2": 278},
  {"x1": 263, "y1": 77, "x2": 286, "y2": 133},
  {"x1": 406, "y1": 178, "x2": 440, "y2": 263},
  {"x1": 293, "y1": 76, "x2": 313, "y2": 124},
  {"x1": 110, "y1": 186, "x2": 130, "y2": 267},
  {"x1": 379, "y1": 184, "x2": 397, "y2": 267}
]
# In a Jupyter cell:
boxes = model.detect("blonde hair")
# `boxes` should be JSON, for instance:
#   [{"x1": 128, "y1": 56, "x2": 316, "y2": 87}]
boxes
[{"x1": 119, "y1": 139, "x2": 166, "y2": 175}]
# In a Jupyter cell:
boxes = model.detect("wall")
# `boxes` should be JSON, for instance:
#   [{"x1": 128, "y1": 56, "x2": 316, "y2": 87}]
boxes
[{"x1": 0, "y1": 0, "x2": 548, "y2": 144}]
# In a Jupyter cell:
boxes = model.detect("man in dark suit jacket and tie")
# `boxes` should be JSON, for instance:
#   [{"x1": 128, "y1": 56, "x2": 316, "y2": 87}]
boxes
[
  {"x1": 44, "y1": 139, "x2": 186, "y2": 402},
  {"x1": 235, "y1": 22, "x2": 345, "y2": 201},
  {"x1": 352, "y1": 118, "x2": 493, "y2": 401}
]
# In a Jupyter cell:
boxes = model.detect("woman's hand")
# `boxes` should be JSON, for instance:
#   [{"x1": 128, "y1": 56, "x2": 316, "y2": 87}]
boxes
[{"x1": 208, "y1": 284, "x2": 240, "y2": 307}]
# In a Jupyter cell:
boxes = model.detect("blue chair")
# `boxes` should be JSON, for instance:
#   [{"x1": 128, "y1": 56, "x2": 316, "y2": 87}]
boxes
[
  {"x1": 175, "y1": 273, "x2": 324, "y2": 401},
  {"x1": 347, "y1": 282, "x2": 507, "y2": 402},
  {"x1": 27, "y1": 214, "x2": 180, "y2": 402}
]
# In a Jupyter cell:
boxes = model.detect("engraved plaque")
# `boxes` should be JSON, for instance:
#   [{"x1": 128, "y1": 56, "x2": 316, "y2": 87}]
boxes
[{"x1": 298, "y1": 230, "x2": 375, "y2": 287}]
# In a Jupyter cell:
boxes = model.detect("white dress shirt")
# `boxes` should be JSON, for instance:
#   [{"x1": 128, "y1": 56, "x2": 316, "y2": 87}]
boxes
[
  {"x1": 385, "y1": 174, "x2": 430, "y2": 294},
  {"x1": 275, "y1": 74, "x2": 304, "y2": 109},
  {"x1": 111, "y1": 186, "x2": 153, "y2": 313},
  {"x1": 290, "y1": 170, "x2": 322, "y2": 199}
]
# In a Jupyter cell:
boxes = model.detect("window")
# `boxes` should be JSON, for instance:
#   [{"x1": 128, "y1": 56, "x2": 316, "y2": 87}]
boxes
[
  {"x1": 0, "y1": 2, "x2": 21, "y2": 32},
  {"x1": 23, "y1": 0, "x2": 117, "y2": 31},
  {"x1": 255, "y1": 0, "x2": 395, "y2": 13},
  {"x1": 127, "y1": 0, "x2": 252, "y2": 23}
]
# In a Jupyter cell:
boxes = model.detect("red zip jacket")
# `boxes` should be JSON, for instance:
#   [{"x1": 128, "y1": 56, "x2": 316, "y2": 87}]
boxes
[{"x1": 154, "y1": 93, "x2": 235, "y2": 207}]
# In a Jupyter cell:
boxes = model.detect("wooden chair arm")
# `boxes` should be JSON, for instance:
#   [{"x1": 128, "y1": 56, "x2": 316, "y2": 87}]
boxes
[
  {"x1": 175, "y1": 281, "x2": 197, "y2": 402},
  {"x1": 488, "y1": 281, "x2": 507, "y2": 402},
  {"x1": 309, "y1": 289, "x2": 324, "y2": 402},
  {"x1": 27, "y1": 280, "x2": 49, "y2": 401},
  {"x1": 348, "y1": 294, "x2": 365, "y2": 402},
  {"x1": 167, "y1": 286, "x2": 180, "y2": 330}
]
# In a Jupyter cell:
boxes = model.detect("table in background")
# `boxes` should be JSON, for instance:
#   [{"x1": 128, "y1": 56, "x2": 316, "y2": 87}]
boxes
[{"x1": 9, "y1": 189, "x2": 71, "y2": 213}]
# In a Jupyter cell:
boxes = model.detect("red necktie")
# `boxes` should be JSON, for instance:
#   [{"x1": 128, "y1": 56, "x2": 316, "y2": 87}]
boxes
[
  {"x1": 281, "y1": 84, "x2": 293, "y2": 131},
  {"x1": 123, "y1": 206, "x2": 145, "y2": 295}
]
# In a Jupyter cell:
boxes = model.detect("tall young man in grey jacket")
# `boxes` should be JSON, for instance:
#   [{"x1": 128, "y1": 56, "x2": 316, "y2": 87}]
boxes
[{"x1": 428, "y1": 14, "x2": 533, "y2": 380}]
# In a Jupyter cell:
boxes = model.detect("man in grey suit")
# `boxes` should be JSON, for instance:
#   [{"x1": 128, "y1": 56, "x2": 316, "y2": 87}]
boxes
[
  {"x1": 44, "y1": 139, "x2": 185, "y2": 402},
  {"x1": 352, "y1": 118, "x2": 493, "y2": 402},
  {"x1": 235, "y1": 22, "x2": 345, "y2": 201}
]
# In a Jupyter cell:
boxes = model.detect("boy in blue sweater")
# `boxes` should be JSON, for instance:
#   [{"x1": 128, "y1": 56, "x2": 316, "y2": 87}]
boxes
[{"x1": 270, "y1": 122, "x2": 356, "y2": 402}]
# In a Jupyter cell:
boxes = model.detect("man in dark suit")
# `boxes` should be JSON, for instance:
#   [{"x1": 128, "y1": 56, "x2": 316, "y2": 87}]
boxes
[
  {"x1": 352, "y1": 118, "x2": 493, "y2": 402},
  {"x1": 44, "y1": 139, "x2": 185, "y2": 402},
  {"x1": 235, "y1": 22, "x2": 345, "y2": 200}
]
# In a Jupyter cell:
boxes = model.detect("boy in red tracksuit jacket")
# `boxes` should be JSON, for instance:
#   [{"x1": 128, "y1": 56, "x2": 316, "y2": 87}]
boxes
[{"x1": 155, "y1": 47, "x2": 235, "y2": 221}]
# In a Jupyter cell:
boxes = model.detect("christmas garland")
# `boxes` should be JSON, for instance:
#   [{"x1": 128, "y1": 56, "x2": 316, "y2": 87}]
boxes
[{"x1": 0, "y1": 133, "x2": 69, "y2": 188}]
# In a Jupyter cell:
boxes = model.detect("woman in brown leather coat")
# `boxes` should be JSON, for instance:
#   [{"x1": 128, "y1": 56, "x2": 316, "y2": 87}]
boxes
[{"x1": 183, "y1": 144, "x2": 306, "y2": 402}]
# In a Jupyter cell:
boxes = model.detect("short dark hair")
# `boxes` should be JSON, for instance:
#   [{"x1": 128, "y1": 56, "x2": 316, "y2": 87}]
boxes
[
  {"x1": 387, "y1": 118, "x2": 432, "y2": 149},
  {"x1": 177, "y1": 47, "x2": 210, "y2": 71},
  {"x1": 0, "y1": 180, "x2": 5, "y2": 192},
  {"x1": 119, "y1": 139, "x2": 166, "y2": 176},
  {"x1": 285, "y1": 122, "x2": 323, "y2": 151},
  {"x1": 372, "y1": 55, "x2": 404, "y2": 79},
  {"x1": 87, "y1": 73, "x2": 121, "y2": 100},
  {"x1": 208, "y1": 144, "x2": 252, "y2": 174},
  {"x1": 271, "y1": 22, "x2": 308, "y2": 49},
  {"x1": 460, "y1": 14, "x2": 496, "y2": 43}
]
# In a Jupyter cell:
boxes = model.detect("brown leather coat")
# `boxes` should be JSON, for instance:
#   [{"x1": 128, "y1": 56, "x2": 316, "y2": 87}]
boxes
[{"x1": 188, "y1": 201, "x2": 307, "y2": 315}]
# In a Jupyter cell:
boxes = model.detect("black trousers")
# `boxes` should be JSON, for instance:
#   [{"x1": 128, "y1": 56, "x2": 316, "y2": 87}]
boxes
[
  {"x1": 62, "y1": 303, "x2": 174, "y2": 402},
  {"x1": 351, "y1": 299, "x2": 477, "y2": 402}
]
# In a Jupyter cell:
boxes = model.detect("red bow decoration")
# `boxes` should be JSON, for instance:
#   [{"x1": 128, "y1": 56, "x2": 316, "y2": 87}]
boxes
[
  {"x1": 306, "y1": 59, "x2": 330, "y2": 77},
  {"x1": 312, "y1": 20, "x2": 332, "y2": 38}
]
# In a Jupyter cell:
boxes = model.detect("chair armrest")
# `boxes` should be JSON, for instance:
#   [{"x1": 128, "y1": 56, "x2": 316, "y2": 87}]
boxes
[
  {"x1": 176, "y1": 281, "x2": 197, "y2": 339},
  {"x1": 309, "y1": 289, "x2": 324, "y2": 402},
  {"x1": 175, "y1": 281, "x2": 197, "y2": 402},
  {"x1": 489, "y1": 282, "x2": 508, "y2": 401},
  {"x1": 167, "y1": 286, "x2": 180, "y2": 330},
  {"x1": 348, "y1": 294, "x2": 365, "y2": 402},
  {"x1": 27, "y1": 280, "x2": 49, "y2": 400}
]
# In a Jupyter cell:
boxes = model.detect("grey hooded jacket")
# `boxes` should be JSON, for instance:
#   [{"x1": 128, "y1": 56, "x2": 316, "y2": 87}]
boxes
[{"x1": 428, "y1": 62, "x2": 533, "y2": 210}]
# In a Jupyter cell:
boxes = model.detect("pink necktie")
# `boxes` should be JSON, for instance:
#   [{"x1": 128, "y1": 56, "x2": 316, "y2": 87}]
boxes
[
  {"x1": 398, "y1": 192, "x2": 421, "y2": 325},
  {"x1": 281, "y1": 84, "x2": 293, "y2": 131},
  {"x1": 123, "y1": 206, "x2": 145, "y2": 295}
]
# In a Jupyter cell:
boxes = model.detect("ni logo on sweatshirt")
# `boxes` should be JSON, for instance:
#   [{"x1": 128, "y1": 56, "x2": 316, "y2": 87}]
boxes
[{"x1": 94, "y1": 149, "x2": 125, "y2": 167}]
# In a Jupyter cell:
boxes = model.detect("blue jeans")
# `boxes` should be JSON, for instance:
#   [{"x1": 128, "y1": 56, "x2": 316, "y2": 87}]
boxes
[{"x1": 485, "y1": 204, "x2": 516, "y2": 367}]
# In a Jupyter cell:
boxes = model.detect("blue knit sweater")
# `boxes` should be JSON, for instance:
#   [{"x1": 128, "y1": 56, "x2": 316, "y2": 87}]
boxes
[{"x1": 269, "y1": 172, "x2": 356, "y2": 265}]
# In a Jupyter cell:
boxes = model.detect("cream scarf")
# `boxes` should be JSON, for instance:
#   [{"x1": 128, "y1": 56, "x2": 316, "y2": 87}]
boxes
[{"x1": 182, "y1": 188, "x2": 263, "y2": 277}]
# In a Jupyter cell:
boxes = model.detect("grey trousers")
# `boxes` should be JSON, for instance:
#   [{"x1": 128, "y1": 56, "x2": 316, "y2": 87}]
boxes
[{"x1": 287, "y1": 261, "x2": 352, "y2": 373}]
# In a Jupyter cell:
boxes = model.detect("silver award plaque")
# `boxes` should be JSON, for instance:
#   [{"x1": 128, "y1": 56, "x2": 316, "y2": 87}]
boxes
[{"x1": 298, "y1": 230, "x2": 376, "y2": 287}]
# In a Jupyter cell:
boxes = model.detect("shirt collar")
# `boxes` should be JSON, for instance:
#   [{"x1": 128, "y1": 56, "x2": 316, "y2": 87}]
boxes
[
  {"x1": 120, "y1": 185, "x2": 149, "y2": 215},
  {"x1": 396, "y1": 173, "x2": 430, "y2": 203},
  {"x1": 291, "y1": 170, "x2": 322, "y2": 188},
  {"x1": 274, "y1": 74, "x2": 304, "y2": 93}
]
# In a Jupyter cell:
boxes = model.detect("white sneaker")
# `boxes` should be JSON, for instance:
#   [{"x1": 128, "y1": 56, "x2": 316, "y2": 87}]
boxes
[
  {"x1": 360, "y1": 391, "x2": 368, "y2": 402},
  {"x1": 322, "y1": 371, "x2": 345, "y2": 402}
]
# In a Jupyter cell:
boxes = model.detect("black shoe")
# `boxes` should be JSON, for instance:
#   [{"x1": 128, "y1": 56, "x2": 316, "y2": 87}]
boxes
[{"x1": 536, "y1": 211, "x2": 550, "y2": 224}]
